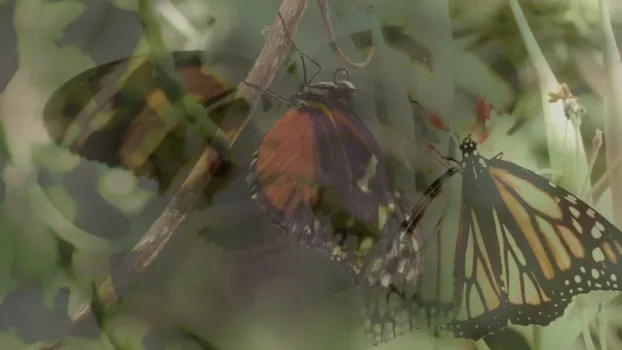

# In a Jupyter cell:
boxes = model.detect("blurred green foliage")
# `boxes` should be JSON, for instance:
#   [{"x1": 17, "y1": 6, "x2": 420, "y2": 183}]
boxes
[{"x1": 1, "y1": 0, "x2": 622, "y2": 349}]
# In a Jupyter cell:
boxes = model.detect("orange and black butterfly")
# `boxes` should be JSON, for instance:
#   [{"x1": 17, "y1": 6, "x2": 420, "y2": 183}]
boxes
[
  {"x1": 246, "y1": 40, "x2": 418, "y2": 290},
  {"x1": 39, "y1": 50, "x2": 251, "y2": 242},
  {"x1": 363, "y1": 104, "x2": 622, "y2": 342},
  {"x1": 43, "y1": 50, "x2": 250, "y2": 189}
]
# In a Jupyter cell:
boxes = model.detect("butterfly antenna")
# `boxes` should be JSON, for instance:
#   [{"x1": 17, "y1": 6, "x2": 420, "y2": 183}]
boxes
[
  {"x1": 450, "y1": 131, "x2": 461, "y2": 147},
  {"x1": 276, "y1": 11, "x2": 322, "y2": 85},
  {"x1": 241, "y1": 80, "x2": 291, "y2": 107},
  {"x1": 428, "y1": 144, "x2": 460, "y2": 168},
  {"x1": 408, "y1": 97, "x2": 462, "y2": 147}
]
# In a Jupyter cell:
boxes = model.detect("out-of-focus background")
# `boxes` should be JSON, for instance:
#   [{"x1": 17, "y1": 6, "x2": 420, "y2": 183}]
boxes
[{"x1": 1, "y1": 0, "x2": 622, "y2": 349}]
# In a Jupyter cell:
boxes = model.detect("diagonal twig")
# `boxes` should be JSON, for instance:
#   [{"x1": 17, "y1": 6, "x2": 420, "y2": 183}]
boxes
[
  {"x1": 316, "y1": 0, "x2": 375, "y2": 68},
  {"x1": 38, "y1": 0, "x2": 309, "y2": 348}
]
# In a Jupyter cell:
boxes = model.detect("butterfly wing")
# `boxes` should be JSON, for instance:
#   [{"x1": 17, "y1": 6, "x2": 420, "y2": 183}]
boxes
[
  {"x1": 248, "y1": 97, "x2": 408, "y2": 284},
  {"x1": 358, "y1": 165, "x2": 463, "y2": 345},
  {"x1": 37, "y1": 51, "x2": 252, "y2": 242},
  {"x1": 469, "y1": 158, "x2": 622, "y2": 326},
  {"x1": 360, "y1": 224, "x2": 426, "y2": 344},
  {"x1": 43, "y1": 50, "x2": 248, "y2": 194}
]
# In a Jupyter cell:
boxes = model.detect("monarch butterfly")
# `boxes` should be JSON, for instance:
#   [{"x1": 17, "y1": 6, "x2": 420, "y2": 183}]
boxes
[
  {"x1": 39, "y1": 50, "x2": 251, "y2": 241},
  {"x1": 365, "y1": 129, "x2": 622, "y2": 342}
]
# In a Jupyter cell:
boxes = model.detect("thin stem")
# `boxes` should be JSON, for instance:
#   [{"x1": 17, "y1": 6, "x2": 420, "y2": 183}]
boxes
[
  {"x1": 533, "y1": 326, "x2": 541, "y2": 350},
  {"x1": 599, "y1": 0, "x2": 622, "y2": 228},
  {"x1": 316, "y1": 0, "x2": 375, "y2": 68},
  {"x1": 580, "y1": 129, "x2": 603, "y2": 200},
  {"x1": 598, "y1": 302, "x2": 609, "y2": 350},
  {"x1": 509, "y1": 0, "x2": 590, "y2": 196},
  {"x1": 582, "y1": 309, "x2": 597, "y2": 350},
  {"x1": 154, "y1": 0, "x2": 201, "y2": 40},
  {"x1": 588, "y1": 150, "x2": 622, "y2": 204}
]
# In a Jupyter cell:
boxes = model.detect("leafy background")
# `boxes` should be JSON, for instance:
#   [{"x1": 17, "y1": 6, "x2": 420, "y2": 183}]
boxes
[{"x1": 1, "y1": 0, "x2": 622, "y2": 349}]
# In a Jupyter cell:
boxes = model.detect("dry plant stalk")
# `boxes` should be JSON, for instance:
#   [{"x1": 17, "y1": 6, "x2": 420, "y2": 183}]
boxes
[
  {"x1": 599, "y1": 0, "x2": 622, "y2": 229},
  {"x1": 39, "y1": 0, "x2": 309, "y2": 348},
  {"x1": 316, "y1": 0, "x2": 374, "y2": 68},
  {"x1": 509, "y1": 0, "x2": 590, "y2": 198}
]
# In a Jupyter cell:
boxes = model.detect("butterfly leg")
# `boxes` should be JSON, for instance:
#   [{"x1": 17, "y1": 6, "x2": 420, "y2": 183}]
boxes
[
  {"x1": 427, "y1": 144, "x2": 462, "y2": 167},
  {"x1": 493, "y1": 152, "x2": 504, "y2": 159},
  {"x1": 441, "y1": 156, "x2": 461, "y2": 167},
  {"x1": 276, "y1": 11, "x2": 322, "y2": 83}
]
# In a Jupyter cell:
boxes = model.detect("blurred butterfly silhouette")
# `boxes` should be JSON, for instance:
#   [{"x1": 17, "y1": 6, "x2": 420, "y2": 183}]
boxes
[
  {"x1": 38, "y1": 50, "x2": 258, "y2": 245},
  {"x1": 42, "y1": 50, "x2": 252, "y2": 202},
  {"x1": 364, "y1": 98, "x2": 622, "y2": 343}
]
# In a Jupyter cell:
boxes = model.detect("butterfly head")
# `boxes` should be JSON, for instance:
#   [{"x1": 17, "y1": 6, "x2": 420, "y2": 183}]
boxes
[
  {"x1": 459, "y1": 134, "x2": 480, "y2": 158},
  {"x1": 294, "y1": 68, "x2": 357, "y2": 105},
  {"x1": 300, "y1": 79, "x2": 357, "y2": 99}
]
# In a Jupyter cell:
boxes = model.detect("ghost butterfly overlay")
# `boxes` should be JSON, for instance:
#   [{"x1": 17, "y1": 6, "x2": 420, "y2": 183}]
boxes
[{"x1": 39, "y1": 50, "x2": 251, "y2": 242}]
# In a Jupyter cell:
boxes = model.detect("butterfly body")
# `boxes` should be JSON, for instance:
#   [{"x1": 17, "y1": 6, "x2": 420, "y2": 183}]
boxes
[
  {"x1": 391, "y1": 135, "x2": 622, "y2": 340},
  {"x1": 290, "y1": 80, "x2": 356, "y2": 105}
]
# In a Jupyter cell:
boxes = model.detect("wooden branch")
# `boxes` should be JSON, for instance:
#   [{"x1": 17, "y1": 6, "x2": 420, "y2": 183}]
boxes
[{"x1": 38, "y1": 0, "x2": 309, "y2": 348}]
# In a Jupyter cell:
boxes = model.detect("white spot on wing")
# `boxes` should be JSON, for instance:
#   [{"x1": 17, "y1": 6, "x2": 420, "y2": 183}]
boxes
[
  {"x1": 572, "y1": 219, "x2": 582, "y2": 234},
  {"x1": 569, "y1": 206, "x2": 580, "y2": 218},
  {"x1": 596, "y1": 221, "x2": 605, "y2": 232},
  {"x1": 591, "y1": 225, "x2": 602, "y2": 239},
  {"x1": 591, "y1": 269, "x2": 600, "y2": 279},
  {"x1": 592, "y1": 248, "x2": 605, "y2": 262},
  {"x1": 565, "y1": 194, "x2": 577, "y2": 204}
]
